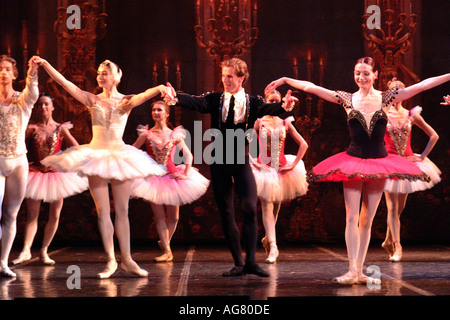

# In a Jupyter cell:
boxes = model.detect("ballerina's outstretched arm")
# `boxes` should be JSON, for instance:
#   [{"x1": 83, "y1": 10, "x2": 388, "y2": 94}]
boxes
[
  {"x1": 33, "y1": 56, "x2": 98, "y2": 107},
  {"x1": 265, "y1": 77, "x2": 340, "y2": 105}
]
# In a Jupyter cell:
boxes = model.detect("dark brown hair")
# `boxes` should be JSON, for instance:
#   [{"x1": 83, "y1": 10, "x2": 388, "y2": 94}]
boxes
[{"x1": 355, "y1": 57, "x2": 376, "y2": 72}]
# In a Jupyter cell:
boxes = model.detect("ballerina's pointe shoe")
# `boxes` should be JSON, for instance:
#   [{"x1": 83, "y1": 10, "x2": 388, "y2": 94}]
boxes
[
  {"x1": 154, "y1": 241, "x2": 173, "y2": 262},
  {"x1": 265, "y1": 242, "x2": 279, "y2": 264},
  {"x1": 121, "y1": 260, "x2": 149, "y2": 277},
  {"x1": 40, "y1": 249, "x2": 56, "y2": 265},
  {"x1": 97, "y1": 260, "x2": 118, "y2": 279},
  {"x1": 381, "y1": 241, "x2": 395, "y2": 258},
  {"x1": 389, "y1": 246, "x2": 403, "y2": 262},
  {"x1": 12, "y1": 250, "x2": 32, "y2": 265},
  {"x1": 0, "y1": 265, "x2": 17, "y2": 278},
  {"x1": 333, "y1": 270, "x2": 358, "y2": 285}
]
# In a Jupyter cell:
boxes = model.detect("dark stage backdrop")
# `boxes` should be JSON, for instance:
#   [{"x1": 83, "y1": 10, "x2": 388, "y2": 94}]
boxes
[{"x1": 2, "y1": 0, "x2": 448, "y2": 246}]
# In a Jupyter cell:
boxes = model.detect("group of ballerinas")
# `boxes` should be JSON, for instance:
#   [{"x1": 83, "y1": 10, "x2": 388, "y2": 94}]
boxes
[{"x1": 1, "y1": 53, "x2": 448, "y2": 286}]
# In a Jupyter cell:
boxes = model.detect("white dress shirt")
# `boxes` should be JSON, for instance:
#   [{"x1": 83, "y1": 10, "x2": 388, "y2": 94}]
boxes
[{"x1": 222, "y1": 88, "x2": 247, "y2": 124}]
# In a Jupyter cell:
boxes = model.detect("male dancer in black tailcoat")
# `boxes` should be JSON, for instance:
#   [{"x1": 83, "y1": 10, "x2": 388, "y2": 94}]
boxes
[{"x1": 166, "y1": 58, "x2": 296, "y2": 277}]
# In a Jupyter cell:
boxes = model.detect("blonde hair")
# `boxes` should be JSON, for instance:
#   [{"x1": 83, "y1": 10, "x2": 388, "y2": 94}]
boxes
[
  {"x1": 99, "y1": 60, "x2": 122, "y2": 85},
  {"x1": 0, "y1": 55, "x2": 19, "y2": 78},
  {"x1": 221, "y1": 58, "x2": 249, "y2": 84}
]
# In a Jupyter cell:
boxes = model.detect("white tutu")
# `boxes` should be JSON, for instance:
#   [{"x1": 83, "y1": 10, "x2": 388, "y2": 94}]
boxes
[
  {"x1": 41, "y1": 144, "x2": 166, "y2": 181},
  {"x1": 26, "y1": 171, "x2": 89, "y2": 202},
  {"x1": 251, "y1": 155, "x2": 308, "y2": 202},
  {"x1": 131, "y1": 165, "x2": 210, "y2": 206},
  {"x1": 384, "y1": 154, "x2": 441, "y2": 194}
]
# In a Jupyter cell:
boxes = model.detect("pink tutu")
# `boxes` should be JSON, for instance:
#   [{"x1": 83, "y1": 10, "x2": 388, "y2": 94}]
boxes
[
  {"x1": 308, "y1": 152, "x2": 430, "y2": 183},
  {"x1": 26, "y1": 171, "x2": 89, "y2": 202},
  {"x1": 384, "y1": 154, "x2": 441, "y2": 193},
  {"x1": 252, "y1": 155, "x2": 308, "y2": 202},
  {"x1": 131, "y1": 165, "x2": 210, "y2": 206}
]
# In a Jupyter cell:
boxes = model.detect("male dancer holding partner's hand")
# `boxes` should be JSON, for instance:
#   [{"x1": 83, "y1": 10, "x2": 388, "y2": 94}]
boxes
[{"x1": 165, "y1": 58, "x2": 297, "y2": 277}]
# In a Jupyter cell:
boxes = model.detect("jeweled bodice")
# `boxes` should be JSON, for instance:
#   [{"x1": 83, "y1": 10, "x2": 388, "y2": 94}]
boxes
[
  {"x1": 89, "y1": 103, "x2": 128, "y2": 150},
  {"x1": 335, "y1": 89, "x2": 398, "y2": 159},
  {"x1": 385, "y1": 114, "x2": 414, "y2": 157},
  {"x1": 256, "y1": 119, "x2": 289, "y2": 168}
]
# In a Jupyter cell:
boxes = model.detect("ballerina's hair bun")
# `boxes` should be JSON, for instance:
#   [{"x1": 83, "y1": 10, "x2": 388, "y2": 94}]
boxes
[
  {"x1": 100, "y1": 60, "x2": 122, "y2": 85},
  {"x1": 387, "y1": 77, "x2": 406, "y2": 89}
]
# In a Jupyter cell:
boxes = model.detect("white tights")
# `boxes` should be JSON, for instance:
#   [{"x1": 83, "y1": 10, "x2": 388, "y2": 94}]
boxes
[
  {"x1": 343, "y1": 180, "x2": 385, "y2": 271},
  {"x1": 260, "y1": 200, "x2": 281, "y2": 244},
  {"x1": 0, "y1": 155, "x2": 29, "y2": 267},
  {"x1": 88, "y1": 176, "x2": 134, "y2": 263}
]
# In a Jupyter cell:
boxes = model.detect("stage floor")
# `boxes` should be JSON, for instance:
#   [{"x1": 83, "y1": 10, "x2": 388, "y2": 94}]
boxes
[{"x1": 2, "y1": 243, "x2": 449, "y2": 300}]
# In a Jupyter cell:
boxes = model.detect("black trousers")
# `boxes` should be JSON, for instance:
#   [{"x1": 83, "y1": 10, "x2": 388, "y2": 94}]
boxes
[{"x1": 210, "y1": 159, "x2": 258, "y2": 266}]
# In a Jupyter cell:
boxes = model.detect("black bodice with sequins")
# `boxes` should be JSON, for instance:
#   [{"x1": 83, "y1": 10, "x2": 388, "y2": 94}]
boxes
[{"x1": 335, "y1": 89, "x2": 398, "y2": 159}]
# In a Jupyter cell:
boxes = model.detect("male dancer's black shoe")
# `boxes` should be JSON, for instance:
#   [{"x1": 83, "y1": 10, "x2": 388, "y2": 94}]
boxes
[
  {"x1": 222, "y1": 266, "x2": 244, "y2": 277},
  {"x1": 243, "y1": 264, "x2": 269, "y2": 277}
]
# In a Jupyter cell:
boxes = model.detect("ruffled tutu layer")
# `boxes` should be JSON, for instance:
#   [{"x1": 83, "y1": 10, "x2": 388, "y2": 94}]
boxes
[
  {"x1": 251, "y1": 155, "x2": 308, "y2": 202},
  {"x1": 26, "y1": 171, "x2": 89, "y2": 202},
  {"x1": 308, "y1": 152, "x2": 430, "y2": 183},
  {"x1": 131, "y1": 165, "x2": 210, "y2": 206},
  {"x1": 41, "y1": 144, "x2": 166, "y2": 181},
  {"x1": 384, "y1": 154, "x2": 441, "y2": 193}
]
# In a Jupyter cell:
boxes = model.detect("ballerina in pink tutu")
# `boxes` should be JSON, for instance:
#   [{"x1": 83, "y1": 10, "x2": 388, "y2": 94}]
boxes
[
  {"x1": 251, "y1": 90, "x2": 308, "y2": 263},
  {"x1": 131, "y1": 100, "x2": 209, "y2": 262},
  {"x1": 382, "y1": 78, "x2": 441, "y2": 262},
  {"x1": 266, "y1": 57, "x2": 450, "y2": 285},
  {"x1": 35, "y1": 57, "x2": 168, "y2": 278},
  {"x1": 12, "y1": 94, "x2": 88, "y2": 266}
]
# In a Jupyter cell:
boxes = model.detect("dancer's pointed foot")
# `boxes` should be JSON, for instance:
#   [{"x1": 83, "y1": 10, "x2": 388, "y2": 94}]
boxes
[
  {"x1": 333, "y1": 270, "x2": 358, "y2": 285},
  {"x1": 121, "y1": 259, "x2": 149, "y2": 277},
  {"x1": 0, "y1": 265, "x2": 17, "y2": 278},
  {"x1": 40, "y1": 248, "x2": 56, "y2": 265},
  {"x1": 12, "y1": 250, "x2": 32, "y2": 265},
  {"x1": 381, "y1": 241, "x2": 395, "y2": 258},
  {"x1": 265, "y1": 242, "x2": 279, "y2": 264},
  {"x1": 97, "y1": 260, "x2": 118, "y2": 279},
  {"x1": 389, "y1": 244, "x2": 402, "y2": 262}
]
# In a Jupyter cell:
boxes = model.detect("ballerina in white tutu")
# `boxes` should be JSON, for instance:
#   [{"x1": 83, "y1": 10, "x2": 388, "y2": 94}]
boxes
[
  {"x1": 35, "y1": 56, "x2": 168, "y2": 278},
  {"x1": 131, "y1": 100, "x2": 209, "y2": 262},
  {"x1": 13, "y1": 94, "x2": 88, "y2": 266},
  {"x1": 382, "y1": 79, "x2": 441, "y2": 262},
  {"x1": 0, "y1": 55, "x2": 39, "y2": 278},
  {"x1": 250, "y1": 90, "x2": 308, "y2": 263}
]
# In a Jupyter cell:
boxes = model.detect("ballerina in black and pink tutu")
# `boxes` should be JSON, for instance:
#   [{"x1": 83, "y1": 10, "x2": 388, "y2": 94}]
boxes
[{"x1": 266, "y1": 57, "x2": 450, "y2": 285}]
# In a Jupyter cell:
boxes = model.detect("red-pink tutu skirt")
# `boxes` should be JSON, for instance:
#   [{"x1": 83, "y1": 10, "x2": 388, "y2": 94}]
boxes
[
  {"x1": 131, "y1": 165, "x2": 210, "y2": 206},
  {"x1": 308, "y1": 152, "x2": 430, "y2": 183}
]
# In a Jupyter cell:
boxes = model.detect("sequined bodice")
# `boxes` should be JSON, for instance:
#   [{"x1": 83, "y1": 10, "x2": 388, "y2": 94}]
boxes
[
  {"x1": 89, "y1": 103, "x2": 128, "y2": 150},
  {"x1": 146, "y1": 139, "x2": 177, "y2": 173},
  {"x1": 385, "y1": 117, "x2": 413, "y2": 157},
  {"x1": 29, "y1": 127, "x2": 62, "y2": 162},
  {"x1": 335, "y1": 90, "x2": 398, "y2": 159},
  {"x1": 257, "y1": 123, "x2": 287, "y2": 168}
]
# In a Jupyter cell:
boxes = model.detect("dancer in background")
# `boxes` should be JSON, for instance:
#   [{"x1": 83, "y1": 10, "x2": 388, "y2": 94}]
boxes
[
  {"x1": 382, "y1": 78, "x2": 441, "y2": 262},
  {"x1": 0, "y1": 55, "x2": 39, "y2": 278},
  {"x1": 165, "y1": 58, "x2": 297, "y2": 277},
  {"x1": 251, "y1": 90, "x2": 308, "y2": 263},
  {"x1": 35, "y1": 56, "x2": 167, "y2": 278},
  {"x1": 131, "y1": 100, "x2": 209, "y2": 262},
  {"x1": 266, "y1": 57, "x2": 450, "y2": 285},
  {"x1": 12, "y1": 93, "x2": 89, "y2": 266}
]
